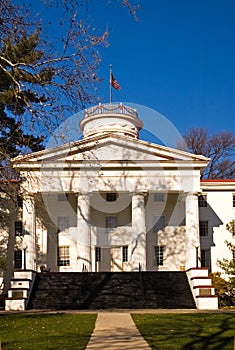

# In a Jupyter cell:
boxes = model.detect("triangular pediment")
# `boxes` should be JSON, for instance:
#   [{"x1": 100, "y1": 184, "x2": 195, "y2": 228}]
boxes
[{"x1": 12, "y1": 133, "x2": 209, "y2": 167}]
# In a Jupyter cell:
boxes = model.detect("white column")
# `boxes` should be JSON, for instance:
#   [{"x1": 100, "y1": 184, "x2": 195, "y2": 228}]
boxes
[
  {"x1": 22, "y1": 195, "x2": 36, "y2": 270},
  {"x1": 131, "y1": 192, "x2": 146, "y2": 271},
  {"x1": 77, "y1": 193, "x2": 91, "y2": 271},
  {"x1": 185, "y1": 192, "x2": 200, "y2": 270}
]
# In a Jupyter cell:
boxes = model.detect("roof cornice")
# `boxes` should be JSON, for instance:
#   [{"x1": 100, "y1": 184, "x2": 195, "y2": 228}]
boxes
[{"x1": 11, "y1": 132, "x2": 210, "y2": 164}]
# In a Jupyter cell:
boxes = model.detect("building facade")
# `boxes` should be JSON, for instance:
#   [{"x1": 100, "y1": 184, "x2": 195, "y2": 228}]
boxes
[
  {"x1": 199, "y1": 180, "x2": 235, "y2": 275},
  {"x1": 3, "y1": 103, "x2": 235, "y2": 278}
]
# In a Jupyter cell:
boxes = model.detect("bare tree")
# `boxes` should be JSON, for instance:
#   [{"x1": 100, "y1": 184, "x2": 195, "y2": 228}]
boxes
[
  {"x1": 0, "y1": 0, "x2": 139, "y2": 282},
  {"x1": 0, "y1": 1, "x2": 108, "y2": 141},
  {"x1": 0, "y1": 0, "x2": 139, "y2": 158},
  {"x1": 178, "y1": 127, "x2": 235, "y2": 179}
]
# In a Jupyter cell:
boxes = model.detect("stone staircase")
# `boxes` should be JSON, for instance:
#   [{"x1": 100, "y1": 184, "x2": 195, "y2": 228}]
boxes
[
  {"x1": 5, "y1": 270, "x2": 37, "y2": 311},
  {"x1": 29, "y1": 271, "x2": 196, "y2": 310},
  {"x1": 140, "y1": 272, "x2": 196, "y2": 309},
  {"x1": 186, "y1": 268, "x2": 218, "y2": 309}
]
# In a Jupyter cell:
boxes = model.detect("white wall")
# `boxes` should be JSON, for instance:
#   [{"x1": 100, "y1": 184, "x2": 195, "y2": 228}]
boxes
[{"x1": 200, "y1": 190, "x2": 235, "y2": 274}]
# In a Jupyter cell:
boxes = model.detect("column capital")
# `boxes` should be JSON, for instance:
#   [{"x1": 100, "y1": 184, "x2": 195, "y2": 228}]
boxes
[
  {"x1": 23, "y1": 193, "x2": 35, "y2": 200},
  {"x1": 130, "y1": 191, "x2": 148, "y2": 198},
  {"x1": 185, "y1": 191, "x2": 199, "y2": 197},
  {"x1": 77, "y1": 192, "x2": 92, "y2": 199},
  {"x1": 182, "y1": 192, "x2": 200, "y2": 202}
]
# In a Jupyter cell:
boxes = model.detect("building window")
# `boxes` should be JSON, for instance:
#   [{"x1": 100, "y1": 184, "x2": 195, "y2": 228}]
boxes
[
  {"x1": 199, "y1": 220, "x2": 209, "y2": 237},
  {"x1": 106, "y1": 216, "x2": 117, "y2": 231},
  {"x1": 14, "y1": 250, "x2": 22, "y2": 269},
  {"x1": 199, "y1": 195, "x2": 207, "y2": 207},
  {"x1": 201, "y1": 249, "x2": 210, "y2": 268},
  {"x1": 95, "y1": 247, "x2": 101, "y2": 262},
  {"x1": 57, "y1": 246, "x2": 70, "y2": 266},
  {"x1": 153, "y1": 216, "x2": 166, "y2": 233},
  {"x1": 106, "y1": 193, "x2": 117, "y2": 202},
  {"x1": 233, "y1": 194, "x2": 235, "y2": 208},
  {"x1": 17, "y1": 196, "x2": 23, "y2": 208},
  {"x1": 155, "y1": 246, "x2": 164, "y2": 266},
  {"x1": 58, "y1": 193, "x2": 67, "y2": 201},
  {"x1": 57, "y1": 216, "x2": 69, "y2": 232},
  {"x1": 15, "y1": 221, "x2": 23, "y2": 236},
  {"x1": 122, "y1": 246, "x2": 128, "y2": 262},
  {"x1": 232, "y1": 249, "x2": 235, "y2": 261},
  {"x1": 154, "y1": 193, "x2": 165, "y2": 202}
]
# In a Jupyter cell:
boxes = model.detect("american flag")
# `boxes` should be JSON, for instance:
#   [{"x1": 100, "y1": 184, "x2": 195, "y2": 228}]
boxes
[{"x1": 111, "y1": 74, "x2": 121, "y2": 90}]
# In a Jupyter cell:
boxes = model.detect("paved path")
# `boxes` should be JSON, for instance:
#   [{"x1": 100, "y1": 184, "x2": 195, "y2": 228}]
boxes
[{"x1": 86, "y1": 312, "x2": 151, "y2": 350}]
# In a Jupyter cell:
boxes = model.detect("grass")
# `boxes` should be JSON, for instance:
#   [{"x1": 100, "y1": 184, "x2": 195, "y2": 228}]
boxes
[
  {"x1": 132, "y1": 313, "x2": 235, "y2": 350},
  {"x1": 1, "y1": 311, "x2": 235, "y2": 350},
  {"x1": 0, "y1": 313, "x2": 97, "y2": 350}
]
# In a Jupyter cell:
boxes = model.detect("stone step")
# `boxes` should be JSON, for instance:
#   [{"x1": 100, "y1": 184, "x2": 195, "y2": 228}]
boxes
[
  {"x1": 191, "y1": 277, "x2": 212, "y2": 287},
  {"x1": 10, "y1": 279, "x2": 31, "y2": 289},
  {"x1": 13, "y1": 270, "x2": 35, "y2": 280},
  {"x1": 5, "y1": 298, "x2": 27, "y2": 311},
  {"x1": 8, "y1": 288, "x2": 29, "y2": 299}
]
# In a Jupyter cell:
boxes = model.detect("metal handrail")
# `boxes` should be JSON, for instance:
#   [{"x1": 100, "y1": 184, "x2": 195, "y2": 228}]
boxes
[{"x1": 84, "y1": 103, "x2": 138, "y2": 119}]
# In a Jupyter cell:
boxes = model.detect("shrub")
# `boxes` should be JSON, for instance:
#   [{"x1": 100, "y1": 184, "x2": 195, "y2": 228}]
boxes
[{"x1": 210, "y1": 272, "x2": 235, "y2": 307}]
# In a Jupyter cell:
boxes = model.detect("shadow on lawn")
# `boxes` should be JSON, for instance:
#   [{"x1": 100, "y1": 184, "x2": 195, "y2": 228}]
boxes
[
  {"x1": 133, "y1": 313, "x2": 235, "y2": 350},
  {"x1": 180, "y1": 314, "x2": 235, "y2": 350},
  {"x1": 0, "y1": 313, "x2": 96, "y2": 350}
]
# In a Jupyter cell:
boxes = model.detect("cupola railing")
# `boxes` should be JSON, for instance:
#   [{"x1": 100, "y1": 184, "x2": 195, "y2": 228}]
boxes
[{"x1": 84, "y1": 103, "x2": 138, "y2": 119}]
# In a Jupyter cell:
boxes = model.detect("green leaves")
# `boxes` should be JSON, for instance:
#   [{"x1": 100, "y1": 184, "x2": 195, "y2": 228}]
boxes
[{"x1": 2, "y1": 32, "x2": 43, "y2": 64}]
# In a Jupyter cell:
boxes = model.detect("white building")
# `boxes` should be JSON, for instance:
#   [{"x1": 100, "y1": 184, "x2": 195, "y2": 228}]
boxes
[
  {"x1": 199, "y1": 179, "x2": 235, "y2": 275},
  {"x1": 7, "y1": 103, "x2": 234, "y2": 277}
]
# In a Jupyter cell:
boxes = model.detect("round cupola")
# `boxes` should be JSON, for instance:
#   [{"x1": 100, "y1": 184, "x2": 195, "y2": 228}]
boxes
[{"x1": 80, "y1": 103, "x2": 143, "y2": 139}]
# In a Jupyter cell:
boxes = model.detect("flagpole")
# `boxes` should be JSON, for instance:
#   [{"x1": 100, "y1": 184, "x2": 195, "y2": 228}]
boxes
[{"x1": 110, "y1": 64, "x2": 112, "y2": 104}]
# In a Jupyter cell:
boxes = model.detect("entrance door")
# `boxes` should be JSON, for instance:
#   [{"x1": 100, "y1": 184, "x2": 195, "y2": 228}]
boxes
[
  {"x1": 111, "y1": 247, "x2": 122, "y2": 271},
  {"x1": 97, "y1": 248, "x2": 111, "y2": 272},
  {"x1": 96, "y1": 247, "x2": 124, "y2": 272}
]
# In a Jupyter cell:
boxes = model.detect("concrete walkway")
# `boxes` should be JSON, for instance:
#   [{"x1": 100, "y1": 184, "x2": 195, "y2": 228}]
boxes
[{"x1": 86, "y1": 312, "x2": 151, "y2": 350}]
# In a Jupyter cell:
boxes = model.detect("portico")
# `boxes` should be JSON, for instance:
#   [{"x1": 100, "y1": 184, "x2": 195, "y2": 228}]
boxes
[{"x1": 13, "y1": 103, "x2": 209, "y2": 274}]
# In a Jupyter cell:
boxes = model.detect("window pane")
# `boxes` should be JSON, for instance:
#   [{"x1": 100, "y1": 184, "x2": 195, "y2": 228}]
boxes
[
  {"x1": 95, "y1": 247, "x2": 101, "y2": 262},
  {"x1": 122, "y1": 246, "x2": 128, "y2": 262},
  {"x1": 155, "y1": 246, "x2": 164, "y2": 266},
  {"x1": 14, "y1": 250, "x2": 22, "y2": 269},
  {"x1": 233, "y1": 195, "x2": 235, "y2": 208},
  {"x1": 199, "y1": 195, "x2": 207, "y2": 207},
  {"x1": 57, "y1": 246, "x2": 70, "y2": 266},
  {"x1": 15, "y1": 221, "x2": 23, "y2": 236},
  {"x1": 199, "y1": 221, "x2": 209, "y2": 236},
  {"x1": 232, "y1": 250, "x2": 235, "y2": 261},
  {"x1": 201, "y1": 249, "x2": 210, "y2": 268},
  {"x1": 106, "y1": 193, "x2": 117, "y2": 202},
  {"x1": 17, "y1": 196, "x2": 23, "y2": 208},
  {"x1": 154, "y1": 193, "x2": 165, "y2": 202}
]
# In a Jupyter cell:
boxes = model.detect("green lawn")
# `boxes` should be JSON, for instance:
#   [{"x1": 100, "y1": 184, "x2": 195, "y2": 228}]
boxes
[
  {"x1": 0, "y1": 313, "x2": 97, "y2": 350},
  {"x1": 132, "y1": 313, "x2": 235, "y2": 350},
  {"x1": 1, "y1": 312, "x2": 235, "y2": 350}
]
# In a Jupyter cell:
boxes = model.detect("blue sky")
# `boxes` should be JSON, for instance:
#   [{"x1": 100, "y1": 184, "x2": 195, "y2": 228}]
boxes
[
  {"x1": 86, "y1": 0, "x2": 235, "y2": 138},
  {"x1": 14, "y1": 0, "x2": 235, "y2": 144}
]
